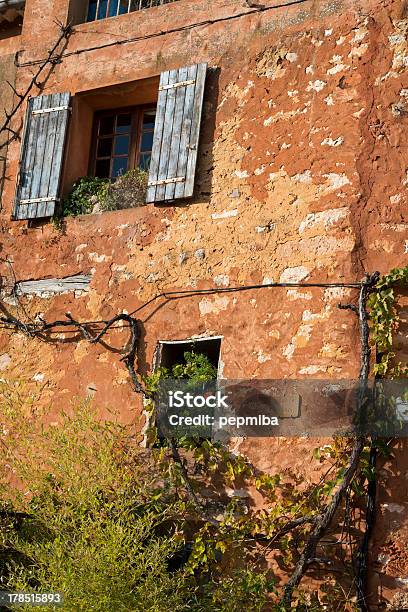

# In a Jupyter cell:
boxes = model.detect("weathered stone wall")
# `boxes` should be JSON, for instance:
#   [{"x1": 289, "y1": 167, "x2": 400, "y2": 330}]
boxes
[{"x1": 0, "y1": 0, "x2": 406, "y2": 605}]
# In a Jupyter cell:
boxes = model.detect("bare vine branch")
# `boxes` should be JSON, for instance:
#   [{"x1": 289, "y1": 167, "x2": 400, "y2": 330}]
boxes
[{"x1": 282, "y1": 272, "x2": 380, "y2": 610}]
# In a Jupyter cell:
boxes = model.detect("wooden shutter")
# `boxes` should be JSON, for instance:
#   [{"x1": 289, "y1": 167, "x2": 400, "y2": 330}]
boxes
[
  {"x1": 13, "y1": 92, "x2": 71, "y2": 220},
  {"x1": 146, "y1": 63, "x2": 207, "y2": 203}
]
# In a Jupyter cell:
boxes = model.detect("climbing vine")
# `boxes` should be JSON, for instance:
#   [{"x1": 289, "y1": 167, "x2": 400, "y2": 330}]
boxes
[{"x1": 368, "y1": 265, "x2": 408, "y2": 377}]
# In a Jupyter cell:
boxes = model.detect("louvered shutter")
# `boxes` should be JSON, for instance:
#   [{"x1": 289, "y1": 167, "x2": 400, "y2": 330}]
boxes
[
  {"x1": 13, "y1": 92, "x2": 71, "y2": 220},
  {"x1": 146, "y1": 63, "x2": 207, "y2": 203}
]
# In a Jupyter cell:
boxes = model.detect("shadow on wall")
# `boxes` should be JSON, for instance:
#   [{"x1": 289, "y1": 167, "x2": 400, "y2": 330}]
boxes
[{"x1": 189, "y1": 66, "x2": 220, "y2": 206}]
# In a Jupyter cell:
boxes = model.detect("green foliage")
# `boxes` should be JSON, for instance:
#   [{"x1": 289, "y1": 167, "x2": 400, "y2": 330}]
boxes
[
  {"x1": 60, "y1": 169, "x2": 148, "y2": 218},
  {"x1": 0, "y1": 399, "x2": 274, "y2": 612},
  {"x1": 145, "y1": 350, "x2": 217, "y2": 387},
  {"x1": 143, "y1": 350, "x2": 217, "y2": 421},
  {"x1": 171, "y1": 351, "x2": 217, "y2": 384},
  {"x1": 0, "y1": 404, "x2": 189, "y2": 611},
  {"x1": 367, "y1": 265, "x2": 408, "y2": 376},
  {"x1": 101, "y1": 168, "x2": 148, "y2": 212},
  {"x1": 197, "y1": 568, "x2": 276, "y2": 612},
  {"x1": 61, "y1": 176, "x2": 109, "y2": 217}
]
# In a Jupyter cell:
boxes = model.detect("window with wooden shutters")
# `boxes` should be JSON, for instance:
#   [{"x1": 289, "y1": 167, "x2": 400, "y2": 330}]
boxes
[
  {"x1": 13, "y1": 92, "x2": 71, "y2": 220},
  {"x1": 146, "y1": 63, "x2": 207, "y2": 203}
]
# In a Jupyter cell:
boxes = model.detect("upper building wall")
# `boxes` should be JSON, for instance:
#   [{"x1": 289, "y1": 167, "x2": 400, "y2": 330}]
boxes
[
  {"x1": 0, "y1": 0, "x2": 405, "y2": 373},
  {"x1": 0, "y1": 0, "x2": 405, "y2": 267}
]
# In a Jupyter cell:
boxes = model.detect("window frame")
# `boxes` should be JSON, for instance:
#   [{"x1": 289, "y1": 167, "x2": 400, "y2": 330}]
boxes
[
  {"x1": 89, "y1": 104, "x2": 156, "y2": 180},
  {"x1": 153, "y1": 337, "x2": 223, "y2": 378},
  {"x1": 85, "y1": 0, "x2": 179, "y2": 23}
]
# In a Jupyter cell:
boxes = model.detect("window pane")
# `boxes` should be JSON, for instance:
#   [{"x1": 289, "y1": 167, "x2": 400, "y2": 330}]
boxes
[
  {"x1": 97, "y1": 137, "x2": 113, "y2": 158},
  {"x1": 108, "y1": 0, "x2": 119, "y2": 16},
  {"x1": 119, "y1": 0, "x2": 130, "y2": 14},
  {"x1": 112, "y1": 157, "x2": 128, "y2": 177},
  {"x1": 114, "y1": 135, "x2": 130, "y2": 155},
  {"x1": 87, "y1": 0, "x2": 98, "y2": 21},
  {"x1": 97, "y1": 0, "x2": 108, "y2": 19},
  {"x1": 116, "y1": 113, "x2": 132, "y2": 133},
  {"x1": 140, "y1": 131, "x2": 154, "y2": 153},
  {"x1": 143, "y1": 110, "x2": 156, "y2": 129},
  {"x1": 99, "y1": 115, "x2": 115, "y2": 136},
  {"x1": 95, "y1": 159, "x2": 111, "y2": 178},
  {"x1": 139, "y1": 153, "x2": 151, "y2": 171}
]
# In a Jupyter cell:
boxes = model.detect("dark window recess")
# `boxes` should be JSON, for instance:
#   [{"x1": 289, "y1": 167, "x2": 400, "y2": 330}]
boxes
[
  {"x1": 153, "y1": 338, "x2": 221, "y2": 445},
  {"x1": 157, "y1": 338, "x2": 221, "y2": 374},
  {"x1": 139, "y1": 109, "x2": 156, "y2": 171},
  {"x1": 91, "y1": 107, "x2": 156, "y2": 179},
  {"x1": 0, "y1": 2, "x2": 24, "y2": 40},
  {"x1": 86, "y1": 0, "x2": 180, "y2": 22}
]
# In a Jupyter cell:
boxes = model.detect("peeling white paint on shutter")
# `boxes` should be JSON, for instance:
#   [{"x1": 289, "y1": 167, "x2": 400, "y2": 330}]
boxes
[
  {"x1": 13, "y1": 92, "x2": 71, "y2": 220},
  {"x1": 146, "y1": 63, "x2": 207, "y2": 203}
]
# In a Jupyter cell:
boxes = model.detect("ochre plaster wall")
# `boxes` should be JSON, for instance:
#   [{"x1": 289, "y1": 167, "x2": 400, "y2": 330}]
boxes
[{"x1": 0, "y1": 0, "x2": 407, "y2": 605}]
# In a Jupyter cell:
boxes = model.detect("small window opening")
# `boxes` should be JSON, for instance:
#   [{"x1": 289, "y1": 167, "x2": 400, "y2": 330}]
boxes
[
  {"x1": 150, "y1": 337, "x2": 222, "y2": 445},
  {"x1": 157, "y1": 337, "x2": 222, "y2": 375}
]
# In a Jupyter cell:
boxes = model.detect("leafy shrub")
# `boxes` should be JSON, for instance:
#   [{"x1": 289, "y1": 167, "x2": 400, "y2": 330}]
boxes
[
  {"x1": 143, "y1": 351, "x2": 217, "y2": 425},
  {"x1": 145, "y1": 351, "x2": 217, "y2": 390},
  {"x1": 61, "y1": 176, "x2": 109, "y2": 217},
  {"x1": 0, "y1": 398, "x2": 273, "y2": 612},
  {"x1": 61, "y1": 169, "x2": 148, "y2": 218},
  {"x1": 171, "y1": 351, "x2": 217, "y2": 384},
  {"x1": 100, "y1": 168, "x2": 148, "y2": 212}
]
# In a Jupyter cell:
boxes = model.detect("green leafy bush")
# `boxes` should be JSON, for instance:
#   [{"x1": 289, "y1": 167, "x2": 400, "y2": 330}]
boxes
[
  {"x1": 171, "y1": 351, "x2": 217, "y2": 384},
  {"x1": 145, "y1": 351, "x2": 217, "y2": 388},
  {"x1": 61, "y1": 169, "x2": 148, "y2": 218},
  {"x1": 101, "y1": 168, "x2": 148, "y2": 212},
  {"x1": 61, "y1": 176, "x2": 109, "y2": 217},
  {"x1": 0, "y1": 398, "x2": 273, "y2": 612},
  {"x1": 143, "y1": 351, "x2": 217, "y2": 423}
]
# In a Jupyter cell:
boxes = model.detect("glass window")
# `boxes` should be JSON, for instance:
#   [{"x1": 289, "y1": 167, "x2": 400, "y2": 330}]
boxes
[
  {"x1": 138, "y1": 109, "x2": 156, "y2": 171},
  {"x1": 95, "y1": 159, "x2": 111, "y2": 178},
  {"x1": 108, "y1": 0, "x2": 120, "y2": 17},
  {"x1": 87, "y1": 0, "x2": 98, "y2": 21},
  {"x1": 99, "y1": 115, "x2": 115, "y2": 136},
  {"x1": 97, "y1": 138, "x2": 113, "y2": 158},
  {"x1": 116, "y1": 114, "x2": 132, "y2": 133},
  {"x1": 114, "y1": 135, "x2": 130, "y2": 156},
  {"x1": 97, "y1": 0, "x2": 109, "y2": 19},
  {"x1": 86, "y1": 0, "x2": 180, "y2": 23},
  {"x1": 92, "y1": 107, "x2": 156, "y2": 180},
  {"x1": 112, "y1": 157, "x2": 128, "y2": 177}
]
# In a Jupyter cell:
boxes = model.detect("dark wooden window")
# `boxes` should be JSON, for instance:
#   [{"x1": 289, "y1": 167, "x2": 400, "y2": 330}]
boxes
[
  {"x1": 86, "y1": 0, "x2": 179, "y2": 22},
  {"x1": 90, "y1": 107, "x2": 156, "y2": 180}
]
